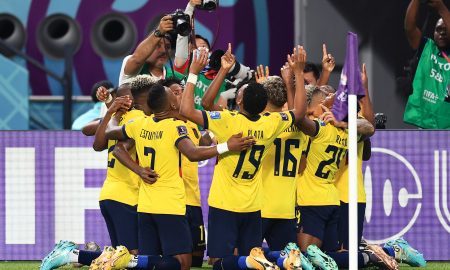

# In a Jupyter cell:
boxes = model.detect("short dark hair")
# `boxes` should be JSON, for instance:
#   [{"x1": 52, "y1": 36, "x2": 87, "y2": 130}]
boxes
[
  {"x1": 308, "y1": 87, "x2": 327, "y2": 105},
  {"x1": 91, "y1": 80, "x2": 113, "y2": 103},
  {"x1": 130, "y1": 75, "x2": 157, "y2": 100},
  {"x1": 262, "y1": 76, "x2": 287, "y2": 108},
  {"x1": 160, "y1": 77, "x2": 182, "y2": 88},
  {"x1": 304, "y1": 62, "x2": 320, "y2": 80},
  {"x1": 243, "y1": 82, "x2": 268, "y2": 116},
  {"x1": 195, "y1": 34, "x2": 211, "y2": 49},
  {"x1": 147, "y1": 84, "x2": 167, "y2": 113}
]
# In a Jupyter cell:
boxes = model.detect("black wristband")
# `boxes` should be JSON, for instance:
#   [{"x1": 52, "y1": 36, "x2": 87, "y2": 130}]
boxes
[{"x1": 153, "y1": 30, "x2": 165, "y2": 38}]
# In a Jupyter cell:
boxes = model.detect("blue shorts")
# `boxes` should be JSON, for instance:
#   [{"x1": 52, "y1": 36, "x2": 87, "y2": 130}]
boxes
[
  {"x1": 338, "y1": 202, "x2": 366, "y2": 250},
  {"x1": 207, "y1": 206, "x2": 262, "y2": 257},
  {"x1": 138, "y1": 212, "x2": 192, "y2": 256},
  {"x1": 298, "y1": 205, "x2": 340, "y2": 252},
  {"x1": 99, "y1": 200, "x2": 138, "y2": 250},
  {"x1": 186, "y1": 205, "x2": 206, "y2": 252},
  {"x1": 262, "y1": 218, "x2": 297, "y2": 251}
]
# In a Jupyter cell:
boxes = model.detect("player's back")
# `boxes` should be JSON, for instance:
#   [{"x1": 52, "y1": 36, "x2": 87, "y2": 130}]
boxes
[
  {"x1": 202, "y1": 110, "x2": 295, "y2": 212},
  {"x1": 181, "y1": 120, "x2": 202, "y2": 206},
  {"x1": 261, "y1": 125, "x2": 306, "y2": 219},
  {"x1": 100, "y1": 109, "x2": 145, "y2": 206},
  {"x1": 123, "y1": 116, "x2": 189, "y2": 215},
  {"x1": 298, "y1": 120, "x2": 348, "y2": 206}
]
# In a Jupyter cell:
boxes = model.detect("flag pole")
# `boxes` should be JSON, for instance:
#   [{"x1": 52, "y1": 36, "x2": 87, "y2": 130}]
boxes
[{"x1": 348, "y1": 94, "x2": 358, "y2": 270}]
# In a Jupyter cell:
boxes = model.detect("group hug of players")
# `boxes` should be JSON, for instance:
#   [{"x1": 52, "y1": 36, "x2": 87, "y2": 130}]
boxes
[{"x1": 40, "y1": 14, "x2": 427, "y2": 270}]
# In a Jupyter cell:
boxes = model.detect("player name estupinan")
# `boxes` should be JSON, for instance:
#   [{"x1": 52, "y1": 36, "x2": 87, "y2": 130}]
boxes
[{"x1": 140, "y1": 129, "x2": 163, "y2": 140}]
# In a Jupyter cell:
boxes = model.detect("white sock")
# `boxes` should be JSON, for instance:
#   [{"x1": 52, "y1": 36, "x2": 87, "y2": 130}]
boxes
[
  {"x1": 127, "y1": 256, "x2": 138, "y2": 268},
  {"x1": 362, "y1": 253, "x2": 370, "y2": 265},
  {"x1": 245, "y1": 256, "x2": 254, "y2": 268},
  {"x1": 68, "y1": 249, "x2": 79, "y2": 263}
]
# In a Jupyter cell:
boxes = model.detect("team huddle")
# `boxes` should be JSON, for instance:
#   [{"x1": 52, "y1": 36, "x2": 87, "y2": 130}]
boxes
[{"x1": 39, "y1": 2, "x2": 427, "y2": 270}]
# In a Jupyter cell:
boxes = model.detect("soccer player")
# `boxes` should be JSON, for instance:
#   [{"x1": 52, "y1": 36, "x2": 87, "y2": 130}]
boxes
[
  {"x1": 105, "y1": 79, "x2": 256, "y2": 270},
  {"x1": 160, "y1": 77, "x2": 209, "y2": 267},
  {"x1": 179, "y1": 45, "x2": 308, "y2": 270}
]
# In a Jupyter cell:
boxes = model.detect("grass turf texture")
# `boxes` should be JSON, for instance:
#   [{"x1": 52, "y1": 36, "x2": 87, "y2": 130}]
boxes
[{"x1": 1, "y1": 262, "x2": 450, "y2": 269}]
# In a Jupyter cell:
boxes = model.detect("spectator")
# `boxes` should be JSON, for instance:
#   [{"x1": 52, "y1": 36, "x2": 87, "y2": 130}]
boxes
[
  {"x1": 72, "y1": 80, "x2": 114, "y2": 130},
  {"x1": 403, "y1": 0, "x2": 450, "y2": 129}
]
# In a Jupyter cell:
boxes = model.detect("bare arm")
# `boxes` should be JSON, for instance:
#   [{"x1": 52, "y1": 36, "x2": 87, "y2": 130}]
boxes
[
  {"x1": 199, "y1": 131, "x2": 213, "y2": 146},
  {"x1": 177, "y1": 132, "x2": 256, "y2": 162},
  {"x1": 201, "y1": 44, "x2": 235, "y2": 111},
  {"x1": 82, "y1": 119, "x2": 100, "y2": 136},
  {"x1": 288, "y1": 46, "x2": 308, "y2": 123},
  {"x1": 357, "y1": 118, "x2": 375, "y2": 138},
  {"x1": 317, "y1": 44, "x2": 335, "y2": 86},
  {"x1": 124, "y1": 16, "x2": 173, "y2": 76},
  {"x1": 359, "y1": 63, "x2": 375, "y2": 127},
  {"x1": 93, "y1": 96, "x2": 132, "y2": 151},
  {"x1": 174, "y1": 0, "x2": 201, "y2": 68},
  {"x1": 180, "y1": 49, "x2": 210, "y2": 126},
  {"x1": 405, "y1": 0, "x2": 422, "y2": 49},
  {"x1": 281, "y1": 62, "x2": 295, "y2": 109}
]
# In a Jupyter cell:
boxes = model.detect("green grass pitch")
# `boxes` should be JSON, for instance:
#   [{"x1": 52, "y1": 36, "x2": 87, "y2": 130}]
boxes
[{"x1": 1, "y1": 261, "x2": 450, "y2": 269}]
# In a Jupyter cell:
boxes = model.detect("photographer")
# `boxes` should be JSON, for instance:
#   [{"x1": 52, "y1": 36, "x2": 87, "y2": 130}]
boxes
[
  {"x1": 403, "y1": 0, "x2": 450, "y2": 129},
  {"x1": 170, "y1": 0, "x2": 252, "y2": 110},
  {"x1": 118, "y1": 16, "x2": 173, "y2": 84}
]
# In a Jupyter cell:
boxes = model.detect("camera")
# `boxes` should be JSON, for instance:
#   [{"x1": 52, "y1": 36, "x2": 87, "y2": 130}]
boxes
[
  {"x1": 197, "y1": 0, "x2": 219, "y2": 11},
  {"x1": 169, "y1": 9, "x2": 191, "y2": 36},
  {"x1": 375, "y1": 113, "x2": 387, "y2": 129}
]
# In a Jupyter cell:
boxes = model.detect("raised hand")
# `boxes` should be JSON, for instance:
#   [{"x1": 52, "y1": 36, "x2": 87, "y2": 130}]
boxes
[
  {"x1": 221, "y1": 43, "x2": 236, "y2": 71},
  {"x1": 189, "y1": 48, "x2": 209, "y2": 74},
  {"x1": 107, "y1": 95, "x2": 132, "y2": 116},
  {"x1": 226, "y1": 132, "x2": 257, "y2": 152},
  {"x1": 427, "y1": 0, "x2": 447, "y2": 12},
  {"x1": 322, "y1": 44, "x2": 336, "y2": 73},
  {"x1": 96, "y1": 86, "x2": 111, "y2": 103},
  {"x1": 255, "y1": 65, "x2": 270, "y2": 84},
  {"x1": 287, "y1": 45, "x2": 307, "y2": 74},
  {"x1": 322, "y1": 93, "x2": 336, "y2": 109},
  {"x1": 280, "y1": 62, "x2": 293, "y2": 84},
  {"x1": 137, "y1": 167, "x2": 159, "y2": 184},
  {"x1": 190, "y1": 0, "x2": 202, "y2": 6},
  {"x1": 158, "y1": 15, "x2": 174, "y2": 34},
  {"x1": 361, "y1": 63, "x2": 368, "y2": 91},
  {"x1": 319, "y1": 104, "x2": 348, "y2": 128}
]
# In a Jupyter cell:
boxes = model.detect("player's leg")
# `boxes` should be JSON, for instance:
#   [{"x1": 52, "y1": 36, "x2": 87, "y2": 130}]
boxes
[
  {"x1": 264, "y1": 218, "x2": 297, "y2": 251},
  {"x1": 337, "y1": 202, "x2": 349, "y2": 250},
  {"x1": 105, "y1": 200, "x2": 139, "y2": 255},
  {"x1": 154, "y1": 213, "x2": 193, "y2": 270},
  {"x1": 261, "y1": 217, "x2": 272, "y2": 247},
  {"x1": 186, "y1": 205, "x2": 206, "y2": 267},
  {"x1": 384, "y1": 237, "x2": 426, "y2": 267},
  {"x1": 296, "y1": 206, "x2": 325, "y2": 251},
  {"x1": 208, "y1": 206, "x2": 239, "y2": 265},
  {"x1": 99, "y1": 200, "x2": 119, "y2": 247},
  {"x1": 103, "y1": 213, "x2": 181, "y2": 270},
  {"x1": 40, "y1": 240, "x2": 102, "y2": 270}
]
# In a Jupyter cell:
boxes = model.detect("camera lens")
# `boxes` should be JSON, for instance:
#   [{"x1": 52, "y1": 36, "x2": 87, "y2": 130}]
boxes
[
  {"x1": 177, "y1": 19, "x2": 190, "y2": 36},
  {"x1": 202, "y1": 0, "x2": 217, "y2": 11}
]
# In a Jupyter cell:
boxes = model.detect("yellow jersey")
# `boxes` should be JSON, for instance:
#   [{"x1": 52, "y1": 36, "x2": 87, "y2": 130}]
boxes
[
  {"x1": 123, "y1": 116, "x2": 189, "y2": 215},
  {"x1": 202, "y1": 110, "x2": 295, "y2": 212},
  {"x1": 261, "y1": 124, "x2": 307, "y2": 219},
  {"x1": 182, "y1": 121, "x2": 202, "y2": 206},
  {"x1": 99, "y1": 110, "x2": 144, "y2": 206},
  {"x1": 297, "y1": 120, "x2": 348, "y2": 206},
  {"x1": 334, "y1": 141, "x2": 366, "y2": 203}
]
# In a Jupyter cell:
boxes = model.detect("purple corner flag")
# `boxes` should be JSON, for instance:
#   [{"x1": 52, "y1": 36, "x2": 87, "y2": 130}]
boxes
[{"x1": 332, "y1": 32, "x2": 366, "y2": 121}]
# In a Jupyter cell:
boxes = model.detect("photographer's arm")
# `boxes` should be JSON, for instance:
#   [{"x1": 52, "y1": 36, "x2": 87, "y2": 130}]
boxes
[
  {"x1": 124, "y1": 16, "x2": 173, "y2": 76},
  {"x1": 359, "y1": 63, "x2": 375, "y2": 127},
  {"x1": 174, "y1": 0, "x2": 201, "y2": 68},
  {"x1": 405, "y1": 0, "x2": 422, "y2": 49}
]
